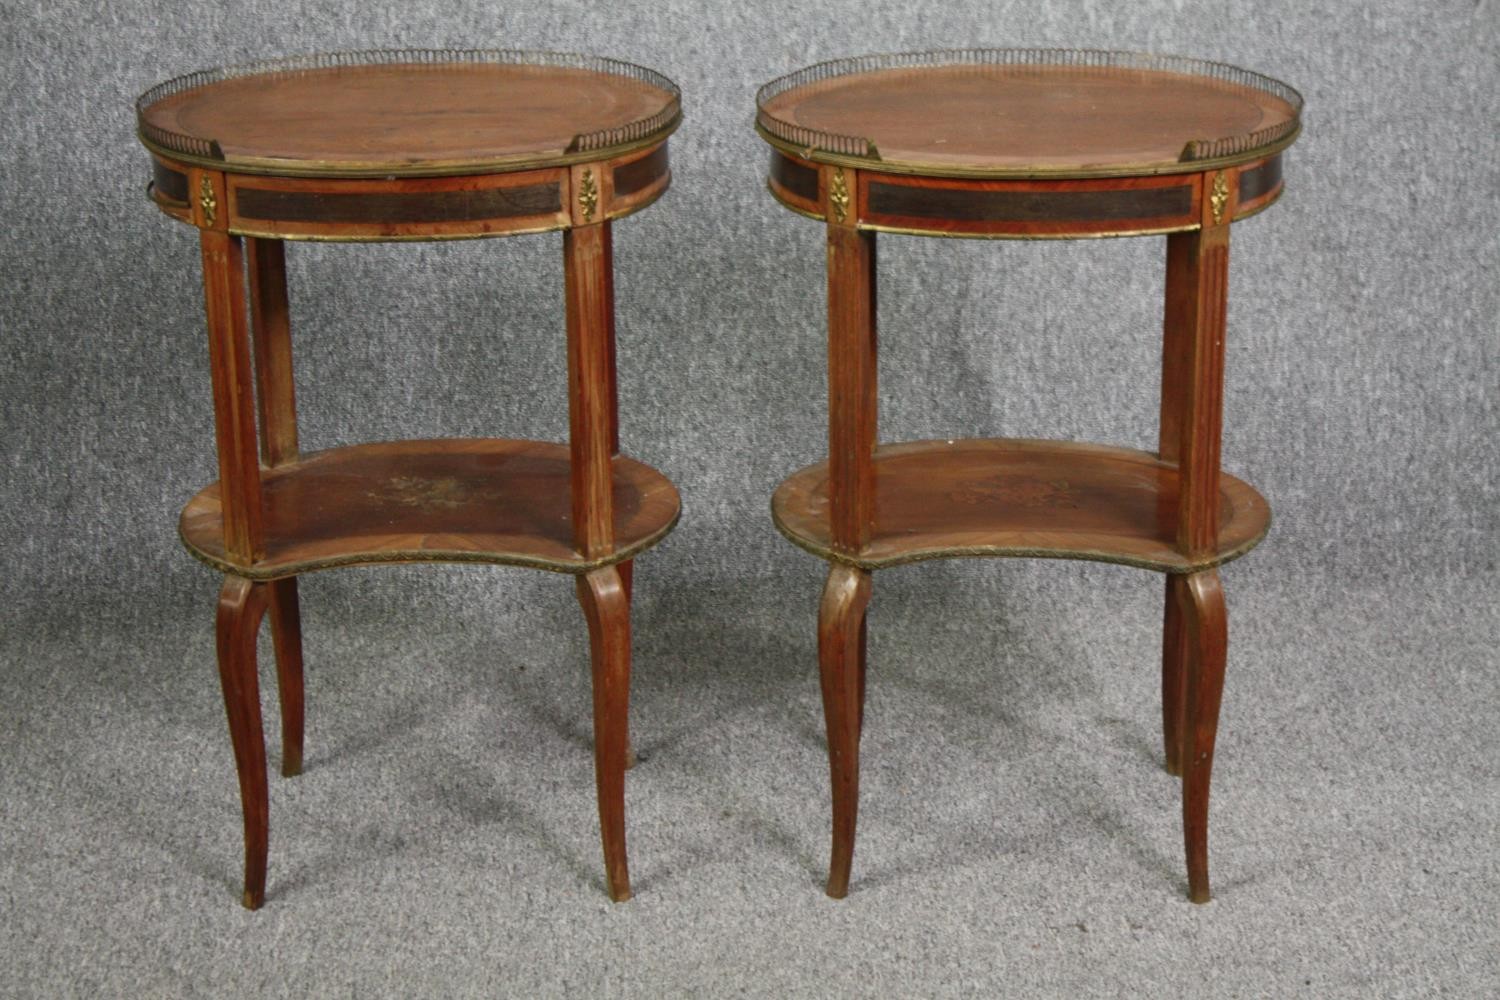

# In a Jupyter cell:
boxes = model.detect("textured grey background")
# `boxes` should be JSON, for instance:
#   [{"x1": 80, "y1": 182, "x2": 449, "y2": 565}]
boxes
[{"x1": 1, "y1": 1, "x2": 1497, "y2": 997}]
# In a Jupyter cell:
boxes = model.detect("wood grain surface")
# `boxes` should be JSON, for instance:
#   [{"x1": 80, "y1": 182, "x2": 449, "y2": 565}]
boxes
[
  {"x1": 773, "y1": 438, "x2": 1269, "y2": 572},
  {"x1": 214, "y1": 576, "x2": 271, "y2": 909},
  {"x1": 760, "y1": 63, "x2": 1297, "y2": 176},
  {"x1": 141, "y1": 62, "x2": 677, "y2": 175},
  {"x1": 179, "y1": 439, "x2": 681, "y2": 578}
]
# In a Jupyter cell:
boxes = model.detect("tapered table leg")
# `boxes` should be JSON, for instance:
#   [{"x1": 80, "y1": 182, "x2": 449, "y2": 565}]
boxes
[
  {"x1": 1178, "y1": 569, "x2": 1228, "y2": 902},
  {"x1": 266, "y1": 578, "x2": 304, "y2": 777},
  {"x1": 1161, "y1": 575, "x2": 1189, "y2": 775},
  {"x1": 577, "y1": 566, "x2": 632, "y2": 901},
  {"x1": 819, "y1": 563, "x2": 872, "y2": 898},
  {"x1": 615, "y1": 559, "x2": 638, "y2": 771},
  {"x1": 215, "y1": 576, "x2": 270, "y2": 909}
]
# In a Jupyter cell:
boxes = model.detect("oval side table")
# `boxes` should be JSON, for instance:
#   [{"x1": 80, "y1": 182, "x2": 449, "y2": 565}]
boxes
[
  {"x1": 137, "y1": 50, "x2": 682, "y2": 907},
  {"x1": 754, "y1": 49, "x2": 1302, "y2": 902}
]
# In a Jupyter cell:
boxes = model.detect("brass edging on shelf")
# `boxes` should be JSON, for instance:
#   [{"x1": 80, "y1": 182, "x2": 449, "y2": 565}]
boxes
[
  {"x1": 138, "y1": 116, "x2": 679, "y2": 180},
  {"x1": 769, "y1": 495, "x2": 1270, "y2": 574},
  {"x1": 226, "y1": 222, "x2": 569, "y2": 243},
  {"x1": 857, "y1": 221, "x2": 1200, "y2": 241},
  {"x1": 767, "y1": 436, "x2": 1273, "y2": 573},
  {"x1": 755, "y1": 122, "x2": 1300, "y2": 182},
  {"x1": 179, "y1": 495, "x2": 682, "y2": 580}
]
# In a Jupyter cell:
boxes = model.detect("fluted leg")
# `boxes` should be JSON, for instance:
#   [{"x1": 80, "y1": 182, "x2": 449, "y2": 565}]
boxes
[
  {"x1": 215, "y1": 576, "x2": 270, "y2": 909},
  {"x1": 1161, "y1": 574, "x2": 1189, "y2": 775},
  {"x1": 819, "y1": 563, "x2": 873, "y2": 899},
  {"x1": 576, "y1": 565, "x2": 632, "y2": 902},
  {"x1": 266, "y1": 577, "x2": 305, "y2": 778},
  {"x1": 1178, "y1": 569, "x2": 1228, "y2": 903}
]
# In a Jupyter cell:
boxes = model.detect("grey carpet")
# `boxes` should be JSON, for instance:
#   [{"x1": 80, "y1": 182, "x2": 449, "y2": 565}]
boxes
[{"x1": 1, "y1": 0, "x2": 1497, "y2": 997}]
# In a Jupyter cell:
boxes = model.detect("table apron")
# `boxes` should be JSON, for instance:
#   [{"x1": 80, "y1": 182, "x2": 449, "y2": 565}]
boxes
[
  {"x1": 147, "y1": 142, "x2": 672, "y2": 241},
  {"x1": 766, "y1": 150, "x2": 1285, "y2": 238}
]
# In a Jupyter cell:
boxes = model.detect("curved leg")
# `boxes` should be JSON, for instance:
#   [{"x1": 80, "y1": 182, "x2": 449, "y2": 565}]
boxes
[
  {"x1": 215, "y1": 576, "x2": 270, "y2": 909},
  {"x1": 1177, "y1": 569, "x2": 1228, "y2": 903},
  {"x1": 616, "y1": 559, "x2": 633, "y2": 604},
  {"x1": 267, "y1": 577, "x2": 305, "y2": 778},
  {"x1": 857, "y1": 616, "x2": 868, "y2": 740},
  {"x1": 1161, "y1": 575, "x2": 1189, "y2": 775},
  {"x1": 576, "y1": 566, "x2": 632, "y2": 902},
  {"x1": 615, "y1": 560, "x2": 638, "y2": 770},
  {"x1": 819, "y1": 563, "x2": 872, "y2": 899}
]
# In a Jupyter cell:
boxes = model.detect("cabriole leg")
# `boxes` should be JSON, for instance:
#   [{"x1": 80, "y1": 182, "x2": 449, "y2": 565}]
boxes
[
  {"x1": 266, "y1": 578, "x2": 304, "y2": 778},
  {"x1": 615, "y1": 559, "x2": 639, "y2": 770},
  {"x1": 576, "y1": 565, "x2": 633, "y2": 902},
  {"x1": 819, "y1": 563, "x2": 872, "y2": 899},
  {"x1": 1161, "y1": 574, "x2": 1189, "y2": 775},
  {"x1": 215, "y1": 576, "x2": 271, "y2": 909},
  {"x1": 1177, "y1": 569, "x2": 1228, "y2": 903}
]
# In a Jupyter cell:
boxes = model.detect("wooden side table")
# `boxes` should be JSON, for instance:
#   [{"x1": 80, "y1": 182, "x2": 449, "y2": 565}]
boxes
[
  {"x1": 755, "y1": 50, "x2": 1302, "y2": 902},
  {"x1": 136, "y1": 50, "x2": 682, "y2": 907}
]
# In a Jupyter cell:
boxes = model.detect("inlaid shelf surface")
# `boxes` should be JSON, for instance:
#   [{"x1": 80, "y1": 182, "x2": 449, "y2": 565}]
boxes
[
  {"x1": 772, "y1": 439, "x2": 1268, "y2": 572},
  {"x1": 180, "y1": 439, "x2": 681, "y2": 579}
]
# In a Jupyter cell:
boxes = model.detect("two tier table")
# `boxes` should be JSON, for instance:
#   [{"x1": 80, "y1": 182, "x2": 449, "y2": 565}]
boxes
[
  {"x1": 755, "y1": 50, "x2": 1302, "y2": 902},
  {"x1": 137, "y1": 50, "x2": 682, "y2": 907}
]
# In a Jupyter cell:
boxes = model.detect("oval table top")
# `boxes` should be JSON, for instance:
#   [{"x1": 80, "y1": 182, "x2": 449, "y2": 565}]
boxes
[
  {"x1": 757, "y1": 50, "x2": 1301, "y2": 178},
  {"x1": 137, "y1": 50, "x2": 681, "y2": 177}
]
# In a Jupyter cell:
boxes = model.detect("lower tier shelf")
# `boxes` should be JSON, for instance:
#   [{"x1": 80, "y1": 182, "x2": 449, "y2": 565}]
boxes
[
  {"x1": 180, "y1": 438, "x2": 681, "y2": 579},
  {"x1": 772, "y1": 438, "x2": 1269, "y2": 572}
]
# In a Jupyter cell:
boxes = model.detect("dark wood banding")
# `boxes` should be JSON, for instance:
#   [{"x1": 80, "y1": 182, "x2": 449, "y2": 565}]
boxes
[
  {"x1": 234, "y1": 183, "x2": 563, "y2": 225},
  {"x1": 1237, "y1": 155, "x2": 1283, "y2": 204},
  {"x1": 867, "y1": 181, "x2": 1193, "y2": 224},
  {"x1": 612, "y1": 145, "x2": 669, "y2": 197},
  {"x1": 152, "y1": 159, "x2": 189, "y2": 203},
  {"x1": 771, "y1": 151, "x2": 820, "y2": 203}
]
